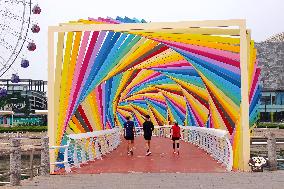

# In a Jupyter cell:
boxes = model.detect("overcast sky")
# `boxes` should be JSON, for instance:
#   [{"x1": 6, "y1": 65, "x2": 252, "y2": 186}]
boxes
[{"x1": 14, "y1": 0, "x2": 284, "y2": 80}]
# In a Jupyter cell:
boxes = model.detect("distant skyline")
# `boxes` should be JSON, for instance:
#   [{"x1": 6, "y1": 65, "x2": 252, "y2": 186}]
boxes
[{"x1": 4, "y1": 0, "x2": 284, "y2": 80}]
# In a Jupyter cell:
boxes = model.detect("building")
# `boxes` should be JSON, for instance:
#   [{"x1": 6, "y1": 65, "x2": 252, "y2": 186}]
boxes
[
  {"x1": 0, "y1": 79, "x2": 47, "y2": 126},
  {"x1": 256, "y1": 32, "x2": 284, "y2": 122}
]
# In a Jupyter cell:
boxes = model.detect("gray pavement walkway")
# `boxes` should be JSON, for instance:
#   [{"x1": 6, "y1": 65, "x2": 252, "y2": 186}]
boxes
[{"x1": 3, "y1": 171, "x2": 284, "y2": 189}]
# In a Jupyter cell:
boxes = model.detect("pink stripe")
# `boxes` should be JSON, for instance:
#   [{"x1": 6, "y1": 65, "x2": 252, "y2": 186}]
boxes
[
  {"x1": 168, "y1": 40, "x2": 239, "y2": 61},
  {"x1": 134, "y1": 72, "x2": 161, "y2": 87},
  {"x1": 70, "y1": 32, "x2": 99, "y2": 113},
  {"x1": 150, "y1": 60, "x2": 190, "y2": 69},
  {"x1": 65, "y1": 32, "x2": 91, "y2": 127},
  {"x1": 98, "y1": 84, "x2": 104, "y2": 127},
  {"x1": 186, "y1": 97, "x2": 204, "y2": 126},
  {"x1": 171, "y1": 48, "x2": 240, "y2": 75},
  {"x1": 95, "y1": 87, "x2": 103, "y2": 128},
  {"x1": 72, "y1": 31, "x2": 106, "y2": 110},
  {"x1": 249, "y1": 59, "x2": 259, "y2": 90},
  {"x1": 101, "y1": 83, "x2": 106, "y2": 127},
  {"x1": 66, "y1": 31, "x2": 107, "y2": 127},
  {"x1": 169, "y1": 97, "x2": 186, "y2": 114},
  {"x1": 191, "y1": 105, "x2": 203, "y2": 126},
  {"x1": 146, "y1": 96, "x2": 167, "y2": 106},
  {"x1": 153, "y1": 38, "x2": 240, "y2": 67},
  {"x1": 88, "y1": 17, "x2": 120, "y2": 24},
  {"x1": 249, "y1": 68, "x2": 261, "y2": 102},
  {"x1": 77, "y1": 31, "x2": 107, "y2": 101},
  {"x1": 209, "y1": 114, "x2": 213, "y2": 128},
  {"x1": 188, "y1": 103, "x2": 202, "y2": 126}
]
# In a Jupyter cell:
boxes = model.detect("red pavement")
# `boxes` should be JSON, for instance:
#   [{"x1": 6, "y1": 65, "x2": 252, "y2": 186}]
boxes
[{"x1": 68, "y1": 136, "x2": 226, "y2": 174}]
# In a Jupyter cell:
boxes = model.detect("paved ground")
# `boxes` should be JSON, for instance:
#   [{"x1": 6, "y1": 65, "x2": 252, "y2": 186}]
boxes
[
  {"x1": 5, "y1": 172, "x2": 284, "y2": 189},
  {"x1": 66, "y1": 136, "x2": 226, "y2": 173},
  {"x1": 3, "y1": 136, "x2": 284, "y2": 189}
]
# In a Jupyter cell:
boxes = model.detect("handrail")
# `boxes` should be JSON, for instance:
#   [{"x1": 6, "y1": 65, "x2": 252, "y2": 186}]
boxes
[
  {"x1": 136, "y1": 125, "x2": 233, "y2": 171},
  {"x1": 57, "y1": 126, "x2": 233, "y2": 172},
  {"x1": 55, "y1": 127, "x2": 122, "y2": 173},
  {"x1": 67, "y1": 128, "x2": 121, "y2": 140}
]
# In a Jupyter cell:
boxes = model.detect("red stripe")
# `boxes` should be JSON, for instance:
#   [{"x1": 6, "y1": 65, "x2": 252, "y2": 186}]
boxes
[
  {"x1": 249, "y1": 68, "x2": 260, "y2": 102},
  {"x1": 206, "y1": 88, "x2": 233, "y2": 134},
  {"x1": 78, "y1": 105, "x2": 93, "y2": 132},
  {"x1": 154, "y1": 39, "x2": 240, "y2": 68}
]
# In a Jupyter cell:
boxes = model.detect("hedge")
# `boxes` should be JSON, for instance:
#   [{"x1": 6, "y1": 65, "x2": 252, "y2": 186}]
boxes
[
  {"x1": 0, "y1": 126, "x2": 47, "y2": 133},
  {"x1": 256, "y1": 122, "x2": 284, "y2": 129}
]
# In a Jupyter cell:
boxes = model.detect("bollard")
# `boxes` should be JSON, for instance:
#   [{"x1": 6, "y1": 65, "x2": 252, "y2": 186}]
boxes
[
  {"x1": 267, "y1": 131, "x2": 277, "y2": 171},
  {"x1": 29, "y1": 148, "x2": 34, "y2": 180},
  {"x1": 40, "y1": 136, "x2": 50, "y2": 176},
  {"x1": 10, "y1": 138, "x2": 21, "y2": 186}
]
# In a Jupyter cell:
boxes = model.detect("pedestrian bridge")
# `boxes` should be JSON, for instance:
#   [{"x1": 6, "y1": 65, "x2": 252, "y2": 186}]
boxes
[
  {"x1": 53, "y1": 126, "x2": 232, "y2": 174},
  {"x1": 48, "y1": 18, "x2": 261, "y2": 172}
]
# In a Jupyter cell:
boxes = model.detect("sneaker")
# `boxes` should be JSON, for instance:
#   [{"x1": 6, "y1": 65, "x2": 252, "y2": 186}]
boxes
[
  {"x1": 127, "y1": 151, "x2": 131, "y2": 156},
  {"x1": 146, "y1": 151, "x2": 152, "y2": 156},
  {"x1": 130, "y1": 150, "x2": 134, "y2": 156},
  {"x1": 177, "y1": 151, "x2": 180, "y2": 155}
]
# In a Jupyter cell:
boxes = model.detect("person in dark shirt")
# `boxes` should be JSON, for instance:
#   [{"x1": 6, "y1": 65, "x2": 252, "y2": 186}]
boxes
[
  {"x1": 123, "y1": 116, "x2": 136, "y2": 155},
  {"x1": 143, "y1": 115, "x2": 154, "y2": 156}
]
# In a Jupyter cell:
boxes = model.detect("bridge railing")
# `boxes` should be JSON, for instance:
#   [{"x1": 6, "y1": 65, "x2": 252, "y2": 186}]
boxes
[
  {"x1": 55, "y1": 127, "x2": 122, "y2": 172},
  {"x1": 56, "y1": 126, "x2": 232, "y2": 172},
  {"x1": 135, "y1": 126, "x2": 233, "y2": 171}
]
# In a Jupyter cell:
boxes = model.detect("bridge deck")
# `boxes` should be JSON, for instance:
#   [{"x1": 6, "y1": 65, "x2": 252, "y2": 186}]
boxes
[{"x1": 67, "y1": 136, "x2": 226, "y2": 174}]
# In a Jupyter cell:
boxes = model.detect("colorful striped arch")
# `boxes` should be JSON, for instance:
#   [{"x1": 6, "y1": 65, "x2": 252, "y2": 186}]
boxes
[{"x1": 48, "y1": 17, "x2": 261, "y2": 171}]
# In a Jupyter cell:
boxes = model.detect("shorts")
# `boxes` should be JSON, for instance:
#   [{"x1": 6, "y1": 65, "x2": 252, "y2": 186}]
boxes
[
  {"x1": 172, "y1": 137, "x2": 180, "y2": 141},
  {"x1": 144, "y1": 135, "x2": 152, "y2": 140},
  {"x1": 124, "y1": 135, "x2": 134, "y2": 140}
]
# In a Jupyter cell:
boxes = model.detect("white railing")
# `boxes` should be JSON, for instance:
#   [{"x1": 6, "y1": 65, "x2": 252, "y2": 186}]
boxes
[
  {"x1": 53, "y1": 127, "x2": 122, "y2": 172},
  {"x1": 136, "y1": 126, "x2": 233, "y2": 171},
  {"x1": 54, "y1": 125, "x2": 233, "y2": 172}
]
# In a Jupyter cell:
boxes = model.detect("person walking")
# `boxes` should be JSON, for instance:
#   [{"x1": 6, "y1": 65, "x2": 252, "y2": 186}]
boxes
[
  {"x1": 171, "y1": 120, "x2": 181, "y2": 155},
  {"x1": 123, "y1": 116, "x2": 136, "y2": 155},
  {"x1": 143, "y1": 115, "x2": 154, "y2": 156}
]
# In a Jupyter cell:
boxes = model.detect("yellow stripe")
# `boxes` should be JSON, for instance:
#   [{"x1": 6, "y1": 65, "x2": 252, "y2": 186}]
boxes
[
  {"x1": 86, "y1": 93, "x2": 100, "y2": 130},
  {"x1": 68, "y1": 120, "x2": 81, "y2": 134},
  {"x1": 129, "y1": 32, "x2": 240, "y2": 45},
  {"x1": 170, "y1": 77, "x2": 209, "y2": 101},
  {"x1": 54, "y1": 32, "x2": 65, "y2": 146},
  {"x1": 56, "y1": 32, "x2": 74, "y2": 145},
  {"x1": 62, "y1": 32, "x2": 82, "y2": 128},
  {"x1": 89, "y1": 91, "x2": 103, "y2": 130},
  {"x1": 196, "y1": 69, "x2": 240, "y2": 123},
  {"x1": 130, "y1": 49, "x2": 184, "y2": 70},
  {"x1": 182, "y1": 89, "x2": 209, "y2": 124},
  {"x1": 103, "y1": 38, "x2": 148, "y2": 80},
  {"x1": 81, "y1": 100, "x2": 96, "y2": 131},
  {"x1": 209, "y1": 98, "x2": 227, "y2": 130}
]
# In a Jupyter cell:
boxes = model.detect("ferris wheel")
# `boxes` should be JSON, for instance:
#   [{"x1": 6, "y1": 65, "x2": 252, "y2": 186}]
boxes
[{"x1": 0, "y1": 0, "x2": 41, "y2": 81}]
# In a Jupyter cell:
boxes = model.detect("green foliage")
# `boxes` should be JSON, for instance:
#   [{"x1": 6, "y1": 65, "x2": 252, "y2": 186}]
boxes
[
  {"x1": 0, "y1": 126, "x2": 47, "y2": 133},
  {"x1": 256, "y1": 122, "x2": 284, "y2": 129}
]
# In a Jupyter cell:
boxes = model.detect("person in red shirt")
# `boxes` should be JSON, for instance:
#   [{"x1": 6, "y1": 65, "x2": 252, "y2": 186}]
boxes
[{"x1": 171, "y1": 120, "x2": 181, "y2": 155}]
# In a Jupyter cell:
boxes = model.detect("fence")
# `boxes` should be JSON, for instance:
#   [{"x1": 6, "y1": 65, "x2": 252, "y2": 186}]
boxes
[
  {"x1": 0, "y1": 136, "x2": 49, "y2": 186},
  {"x1": 251, "y1": 128, "x2": 284, "y2": 170},
  {"x1": 53, "y1": 127, "x2": 121, "y2": 172},
  {"x1": 57, "y1": 126, "x2": 232, "y2": 172},
  {"x1": 136, "y1": 126, "x2": 233, "y2": 171}
]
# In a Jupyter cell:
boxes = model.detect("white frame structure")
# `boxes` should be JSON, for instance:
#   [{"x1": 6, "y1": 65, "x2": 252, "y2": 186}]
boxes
[{"x1": 48, "y1": 19, "x2": 251, "y2": 172}]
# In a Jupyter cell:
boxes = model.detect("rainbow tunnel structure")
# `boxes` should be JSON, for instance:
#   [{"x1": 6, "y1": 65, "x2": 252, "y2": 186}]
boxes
[{"x1": 48, "y1": 17, "x2": 261, "y2": 171}]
